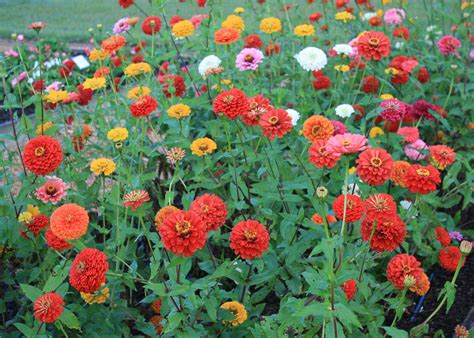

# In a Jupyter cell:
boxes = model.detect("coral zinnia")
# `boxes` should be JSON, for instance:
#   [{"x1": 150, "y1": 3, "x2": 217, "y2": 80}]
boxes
[
  {"x1": 435, "y1": 226, "x2": 451, "y2": 247},
  {"x1": 438, "y1": 246, "x2": 465, "y2": 272},
  {"x1": 101, "y1": 35, "x2": 126, "y2": 54},
  {"x1": 23, "y1": 136, "x2": 63, "y2": 176},
  {"x1": 189, "y1": 193, "x2": 228, "y2": 231},
  {"x1": 311, "y1": 213, "x2": 337, "y2": 225},
  {"x1": 356, "y1": 148, "x2": 394, "y2": 186},
  {"x1": 325, "y1": 133, "x2": 368, "y2": 156},
  {"x1": 429, "y1": 145, "x2": 456, "y2": 170},
  {"x1": 356, "y1": 31, "x2": 391, "y2": 61},
  {"x1": 33, "y1": 293, "x2": 64, "y2": 323},
  {"x1": 364, "y1": 193, "x2": 397, "y2": 222},
  {"x1": 332, "y1": 194, "x2": 364, "y2": 223},
  {"x1": 220, "y1": 301, "x2": 248, "y2": 326},
  {"x1": 70, "y1": 248, "x2": 109, "y2": 293},
  {"x1": 241, "y1": 94, "x2": 272, "y2": 126},
  {"x1": 123, "y1": 190, "x2": 150, "y2": 210},
  {"x1": 308, "y1": 139, "x2": 340, "y2": 169},
  {"x1": 214, "y1": 27, "x2": 240, "y2": 44},
  {"x1": 129, "y1": 95, "x2": 158, "y2": 117},
  {"x1": 404, "y1": 164, "x2": 441, "y2": 194},
  {"x1": 360, "y1": 214, "x2": 406, "y2": 252},
  {"x1": 230, "y1": 220, "x2": 269, "y2": 260},
  {"x1": 35, "y1": 176, "x2": 67, "y2": 205},
  {"x1": 159, "y1": 210, "x2": 207, "y2": 257},
  {"x1": 386, "y1": 254, "x2": 423, "y2": 289},
  {"x1": 45, "y1": 228, "x2": 72, "y2": 251},
  {"x1": 410, "y1": 272, "x2": 430, "y2": 296},
  {"x1": 259, "y1": 108, "x2": 293, "y2": 140},
  {"x1": 390, "y1": 160, "x2": 410, "y2": 187},
  {"x1": 154, "y1": 205, "x2": 180, "y2": 231},
  {"x1": 302, "y1": 115, "x2": 334, "y2": 143},
  {"x1": 397, "y1": 126, "x2": 419, "y2": 144},
  {"x1": 340, "y1": 279, "x2": 357, "y2": 301},
  {"x1": 213, "y1": 88, "x2": 249, "y2": 119},
  {"x1": 142, "y1": 16, "x2": 162, "y2": 35},
  {"x1": 50, "y1": 203, "x2": 89, "y2": 240}
]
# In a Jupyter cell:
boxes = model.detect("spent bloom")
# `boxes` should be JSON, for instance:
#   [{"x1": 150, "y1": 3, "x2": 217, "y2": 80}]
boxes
[
  {"x1": 294, "y1": 47, "x2": 328, "y2": 72},
  {"x1": 165, "y1": 147, "x2": 186, "y2": 166},
  {"x1": 235, "y1": 48, "x2": 264, "y2": 71},
  {"x1": 220, "y1": 301, "x2": 248, "y2": 326}
]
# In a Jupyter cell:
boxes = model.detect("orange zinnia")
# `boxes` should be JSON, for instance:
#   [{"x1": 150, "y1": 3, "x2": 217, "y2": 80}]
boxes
[
  {"x1": 154, "y1": 206, "x2": 180, "y2": 231},
  {"x1": 302, "y1": 115, "x2": 334, "y2": 143},
  {"x1": 214, "y1": 28, "x2": 240, "y2": 45},
  {"x1": 390, "y1": 160, "x2": 410, "y2": 187},
  {"x1": 410, "y1": 272, "x2": 430, "y2": 296},
  {"x1": 101, "y1": 35, "x2": 127, "y2": 54}
]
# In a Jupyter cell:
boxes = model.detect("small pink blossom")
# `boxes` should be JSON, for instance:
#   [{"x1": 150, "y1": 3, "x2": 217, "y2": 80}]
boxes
[
  {"x1": 190, "y1": 14, "x2": 208, "y2": 28},
  {"x1": 11, "y1": 71, "x2": 28, "y2": 87},
  {"x1": 35, "y1": 177, "x2": 68, "y2": 205},
  {"x1": 326, "y1": 133, "x2": 368, "y2": 156},
  {"x1": 236, "y1": 48, "x2": 264, "y2": 71},
  {"x1": 383, "y1": 8, "x2": 405, "y2": 25},
  {"x1": 4, "y1": 48, "x2": 19, "y2": 57},
  {"x1": 404, "y1": 139, "x2": 427, "y2": 161},
  {"x1": 17, "y1": 34, "x2": 24, "y2": 42},
  {"x1": 46, "y1": 81, "x2": 63, "y2": 92}
]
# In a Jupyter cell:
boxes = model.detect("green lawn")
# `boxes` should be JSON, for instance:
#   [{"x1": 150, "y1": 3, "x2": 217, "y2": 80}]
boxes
[{"x1": 0, "y1": 0, "x2": 245, "y2": 41}]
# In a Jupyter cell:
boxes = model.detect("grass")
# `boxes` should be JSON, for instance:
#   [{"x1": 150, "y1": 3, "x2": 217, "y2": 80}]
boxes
[{"x1": 0, "y1": 0, "x2": 245, "y2": 41}]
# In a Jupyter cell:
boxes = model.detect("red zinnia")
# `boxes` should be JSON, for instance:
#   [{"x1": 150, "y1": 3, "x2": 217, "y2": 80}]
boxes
[
  {"x1": 159, "y1": 210, "x2": 207, "y2": 257},
  {"x1": 213, "y1": 88, "x2": 249, "y2": 120},
  {"x1": 189, "y1": 193, "x2": 228, "y2": 231},
  {"x1": 259, "y1": 108, "x2": 293, "y2": 140},
  {"x1": 308, "y1": 140, "x2": 340, "y2": 169},
  {"x1": 379, "y1": 98, "x2": 406, "y2": 122},
  {"x1": 368, "y1": 16, "x2": 383, "y2": 27},
  {"x1": 265, "y1": 43, "x2": 280, "y2": 56},
  {"x1": 412, "y1": 99, "x2": 439, "y2": 121},
  {"x1": 356, "y1": 31, "x2": 391, "y2": 61},
  {"x1": 33, "y1": 293, "x2": 64, "y2": 323},
  {"x1": 404, "y1": 164, "x2": 441, "y2": 194},
  {"x1": 129, "y1": 95, "x2": 158, "y2": 117},
  {"x1": 340, "y1": 279, "x2": 357, "y2": 301},
  {"x1": 241, "y1": 94, "x2": 272, "y2": 126},
  {"x1": 76, "y1": 84, "x2": 93, "y2": 106},
  {"x1": 158, "y1": 74, "x2": 186, "y2": 98},
  {"x1": 417, "y1": 67, "x2": 430, "y2": 84},
  {"x1": 244, "y1": 34, "x2": 263, "y2": 48},
  {"x1": 309, "y1": 12, "x2": 322, "y2": 23},
  {"x1": 361, "y1": 75, "x2": 379, "y2": 94},
  {"x1": 69, "y1": 248, "x2": 108, "y2": 293},
  {"x1": 45, "y1": 228, "x2": 73, "y2": 251},
  {"x1": 25, "y1": 214, "x2": 49, "y2": 238},
  {"x1": 429, "y1": 145, "x2": 456, "y2": 170},
  {"x1": 397, "y1": 126, "x2": 419, "y2": 144},
  {"x1": 360, "y1": 214, "x2": 406, "y2": 252},
  {"x1": 356, "y1": 148, "x2": 394, "y2": 186},
  {"x1": 230, "y1": 219, "x2": 270, "y2": 260},
  {"x1": 142, "y1": 16, "x2": 162, "y2": 35},
  {"x1": 332, "y1": 194, "x2": 364, "y2": 223},
  {"x1": 386, "y1": 254, "x2": 423, "y2": 289},
  {"x1": 438, "y1": 246, "x2": 465, "y2": 272},
  {"x1": 23, "y1": 135, "x2": 63, "y2": 176},
  {"x1": 435, "y1": 227, "x2": 451, "y2": 247},
  {"x1": 393, "y1": 26, "x2": 410, "y2": 40},
  {"x1": 118, "y1": 0, "x2": 134, "y2": 8},
  {"x1": 364, "y1": 193, "x2": 397, "y2": 222},
  {"x1": 313, "y1": 75, "x2": 331, "y2": 91}
]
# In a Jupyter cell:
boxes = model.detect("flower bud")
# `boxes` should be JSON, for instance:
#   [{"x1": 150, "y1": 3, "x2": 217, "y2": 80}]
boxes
[
  {"x1": 450, "y1": 64, "x2": 458, "y2": 69},
  {"x1": 403, "y1": 275, "x2": 416, "y2": 288},
  {"x1": 115, "y1": 142, "x2": 123, "y2": 149},
  {"x1": 88, "y1": 28, "x2": 94, "y2": 33},
  {"x1": 460, "y1": 241, "x2": 472, "y2": 255},
  {"x1": 97, "y1": 24, "x2": 103, "y2": 29},
  {"x1": 316, "y1": 186, "x2": 328, "y2": 199},
  {"x1": 11, "y1": 33, "x2": 17, "y2": 40}
]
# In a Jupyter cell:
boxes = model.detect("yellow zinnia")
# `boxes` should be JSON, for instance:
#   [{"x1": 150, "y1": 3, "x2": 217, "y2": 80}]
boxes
[
  {"x1": 43, "y1": 90, "x2": 68, "y2": 104},
  {"x1": 335, "y1": 11, "x2": 355, "y2": 23},
  {"x1": 107, "y1": 127, "x2": 129, "y2": 142},
  {"x1": 334, "y1": 64, "x2": 350, "y2": 72},
  {"x1": 89, "y1": 49, "x2": 109, "y2": 62},
  {"x1": 220, "y1": 301, "x2": 247, "y2": 326},
  {"x1": 81, "y1": 285, "x2": 110, "y2": 304},
  {"x1": 294, "y1": 24, "x2": 315, "y2": 37},
  {"x1": 90, "y1": 158, "x2": 116, "y2": 176},
  {"x1": 369, "y1": 127, "x2": 385, "y2": 139},
  {"x1": 127, "y1": 86, "x2": 151, "y2": 99},
  {"x1": 83, "y1": 77, "x2": 106, "y2": 91},
  {"x1": 260, "y1": 17, "x2": 282, "y2": 34},
  {"x1": 36, "y1": 122, "x2": 54, "y2": 135},
  {"x1": 167, "y1": 103, "x2": 191, "y2": 119},
  {"x1": 172, "y1": 20, "x2": 194, "y2": 38},
  {"x1": 380, "y1": 93, "x2": 394, "y2": 100},
  {"x1": 190, "y1": 138, "x2": 217, "y2": 156},
  {"x1": 234, "y1": 7, "x2": 245, "y2": 14},
  {"x1": 124, "y1": 62, "x2": 152, "y2": 77},
  {"x1": 222, "y1": 15, "x2": 245, "y2": 32}
]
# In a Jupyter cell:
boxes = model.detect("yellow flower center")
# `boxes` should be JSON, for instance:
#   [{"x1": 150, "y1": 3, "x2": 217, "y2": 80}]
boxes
[
  {"x1": 368, "y1": 38, "x2": 380, "y2": 47},
  {"x1": 34, "y1": 147, "x2": 45, "y2": 157},
  {"x1": 416, "y1": 168, "x2": 430, "y2": 177},
  {"x1": 311, "y1": 125, "x2": 321, "y2": 135},
  {"x1": 370, "y1": 157, "x2": 382, "y2": 167},
  {"x1": 268, "y1": 116, "x2": 279, "y2": 125},
  {"x1": 223, "y1": 95, "x2": 234, "y2": 103},
  {"x1": 341, "y1": 139, "x2": 352, "y2": 146},
  {"x1": 175, "y1": 220, "x2": 192, "y2": 236},
  {"x1": 244, "y1": 229, "x2": 257, "y2": 241}
]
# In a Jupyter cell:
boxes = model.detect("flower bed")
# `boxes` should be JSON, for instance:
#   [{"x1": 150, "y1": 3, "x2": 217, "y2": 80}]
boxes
[{"x1": 1, "y1": 0, "x2": 473, "y2": 337}]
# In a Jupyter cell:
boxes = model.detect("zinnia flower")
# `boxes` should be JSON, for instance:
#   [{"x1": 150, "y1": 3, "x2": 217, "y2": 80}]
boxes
[
  {"x1": 241, "y1": 94, "x2": 272, "y2": 126},
  {"x1": 302, "y1": 115, "x2": 334, "y2": 142},
  {"x1": 311, "y1": 213, "x2": 337, "y2": 225},
  {"x1": 235, "y1": 48, "x2": 264, "y2": 71},
  {"x1": 190, "y1": 137, "x2": 217, "y2": 156},
  {"x1": 172, "y1": 20, "x2": 195, "y2": 38},
  {"x1": 294, "y1": 24, "x2": 315, "y2": 37},
  {"x1": 220, "y1": 301, "x2": 248, "y2": 326},
  {"x1": 438, "y1": 246, "x2": 465, "y2": 272},
  {"x1": 386, "y1": 254, "x2": 423, "y2": 289},
  {"x1": 410, "y1": 272, "x2": 430, "y2": 296},
  {"x1": 397, "y1": 127, "x2": 419, "y2": 144},
  {"x1": 340, "y1": 279, "x2": 357, "y2": 301},
  {"x1": 429, "y1": 145, "x2": 456, "y2": 170},
  {"x1": 123, "y1": 190, "x2": 150, "y2": 210},
  {"x1": 335, "y1": 104, "x2": 355, "y2": 118},
  {"x1": 356, "y1": 31, "x2": 392, "y2": 61},
  {"x1": 90, "y1": 158, "x2": 116, "y2": 176},
  {"x1": 436, "y1": 35, "x2": 461, "y2": 55},
  {"x1": 127, "y1": 86, "x2": 151, "y2": 99},
  {"x1": 363, "y1": 193, "x2": 397, "y2": 222},
  {"x1": 435, "y1": 227, "x2": 451, "y2": 247},
  {"x1": 213, "y1": 88, "x2": 249, "y2": 119},
  {"x1": 198, "y1": 55, "x2": 222, "y2": 77},
  {"x1": 260, "y1": 17, "x2": 282, "y2": 34},
  {"x1": 244, "y1": 34, "x2": 262, "y2": 48},
  {"x1": 379, "y1": 99, "x2": 406, "y2": 122},
  {"x1": 167, "y1": 103, "x2": 191, "y2": 119},
  {"x1": 113, "y1": 18, "x2": 131, "y2": 34},
  {"x1": 259, "y1": 108, "x2": 293, "y2": 140},
  {"x1": 308, "y1": 140, "x2": 340, "y2": 169},
  {"x1": 189, "y1": 194, "x2": 228, "y2": 231},
  {"x1": 325, "y1": 133, "x2": 368, "y2": 156},
  {"x1": 158, "y1": 74, "x2": 186, "y2": 98},
  {"x1": 332, "y1": 194, "x2": 364, "y2": 223},
  {"x1": 23, "y1": 136, "x2": 63, "y2": 176},
  {"x1": 70, "y1": 248, "x2": 109, "y2": 293},
  {"x1": 286, "y1": 109, "x2": 301, "y2": 126},
  {"x1": 383, "y1": 8, "x2": 405, "y2": 25},
  {"x1": 107, "y1": 127, "x2": 129, "y2": 142},
  {"x1": 230, "y1": 219, "x2": 270, "y2": 260},
  {"x1": 124, "y1": 62, "x2": 152, "y2": 76},
  {"x1": 404, "y1": 164, "x2": 441, "y2": 194},
  {"x1": 154, "y1": 205, "x2": 180, "y2": 231},
  {"x1": 222, "y1": 14, "x2": 245, "y2": 32},
  {"x1": 165, "y1": 147, "x2": 186, "y2": 166},
  {"x1": 360, "y1": 214, "x2": 406, "y2": 252},
  {"x1": 101, "y1": 35, "x2": 126, "y2": 54},
  {"x1": 35, "y1": 176, "x2": 67, "y2": 205},
  {"x1": 356, "y1": 148, "x2": 394, "y2": 186},
  {"x1": 80, "y1": 284, "x2": 110, "y2": 304},
  {"x1": 33, "y1": 293, "x2": 64, "y2": 323},
  {"x1": 50, "y1": 203, "x2": 89, "y2": 240},
  {"x1": 214, "y1": 27, "x2": 240, "y2": 44},
  {"x1": 159, "y1": 210, "x2": 207, "y2": 257},
  {"x1": 129, "y1": 96, "x2": 158, "y2": 117},
  {"x1": 294, "y1": 47, "x2": 328, "y2": 71},
  {"x1": 45, "y1": 228, "x2": 72, "y2": 251},
  {"x1": 404, "y1": 139, "x2": 427, "y2": 161},
  {"x1": 142, "y1": 16, "x2": 162, "y2": 35},
  {"x1": 24, "y1": 214, "x2": 49, "y2": 238}
]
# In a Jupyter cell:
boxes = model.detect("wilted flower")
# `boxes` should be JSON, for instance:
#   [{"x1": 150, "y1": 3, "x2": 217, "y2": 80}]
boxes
[{"x1": 166, "y1": 147, "x2": 186, "y2": 166}]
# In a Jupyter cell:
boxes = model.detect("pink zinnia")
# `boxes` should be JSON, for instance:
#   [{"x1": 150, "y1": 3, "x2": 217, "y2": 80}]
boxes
[
  {"x1": 190, "y1": 14, "x2": 208, "y2": 28},
  {"x1": 113, "y1": 18, "x2": 131, "y2": 34},
  {"x1": 404, "y1": 139, "x2": 427, "y2": 161},
  {"x1": 35, "y1": 177, "x2": 68, "y2": 205},
  {"x1": 397, "y1": 127, "x2": 419, "y2": 143},
  {"x1": 326, "y1": 133, "x2": 368, "y2": 156},
  {"x1": 379, "y1": 99, "x2": 406, "y2": 122},
  {"x1": 331, "y1": 120, "x2": 348, "y2": 135},
  {"x1": 236, "y1": 48, "x2": 264, "y2": 71},
  {"x1": 436, "y1": 35, "x2": 461, "y2": 55},
  {"x1": 383, "y1": 8, "x2": 405, "y2": 25},
  {"x1": 401, "y1": 59, "x2": 419, "y2": 73}
]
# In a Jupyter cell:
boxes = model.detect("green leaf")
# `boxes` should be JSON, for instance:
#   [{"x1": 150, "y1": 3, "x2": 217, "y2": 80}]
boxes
[
  {"x1": 20, "y1": 284, "x2": 43, "y2": 302},
  {"x1": 14, "y1": 323, "x2": 35, "y2": 337},
  {"x1": 382, "y1": 326, "x2": 409, "y2": 338},
  {"x1": 59, "y1": 308, "x2": 81, "y2": 330}
]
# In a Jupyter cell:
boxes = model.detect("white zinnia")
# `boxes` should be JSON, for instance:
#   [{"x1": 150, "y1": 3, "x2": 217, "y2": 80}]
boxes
[
  {"x1": 362, "y1": 12, "x2": 377, "y2": 21},
  {"x1": 335, "y1": 104, "x2": 355, "y2": 118},
  {"x1": 333, "y1": 44, "x2": 353, "y2": 56},
  {"x1": 294, "y1": 47, "x2": 327, "y2": 72},
  {"x1": 198, "y1": 55, "x2": 221, "y2": 77},
  {"x1": 286, "y1": 109, "x2": 300, "y2": 126}
]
